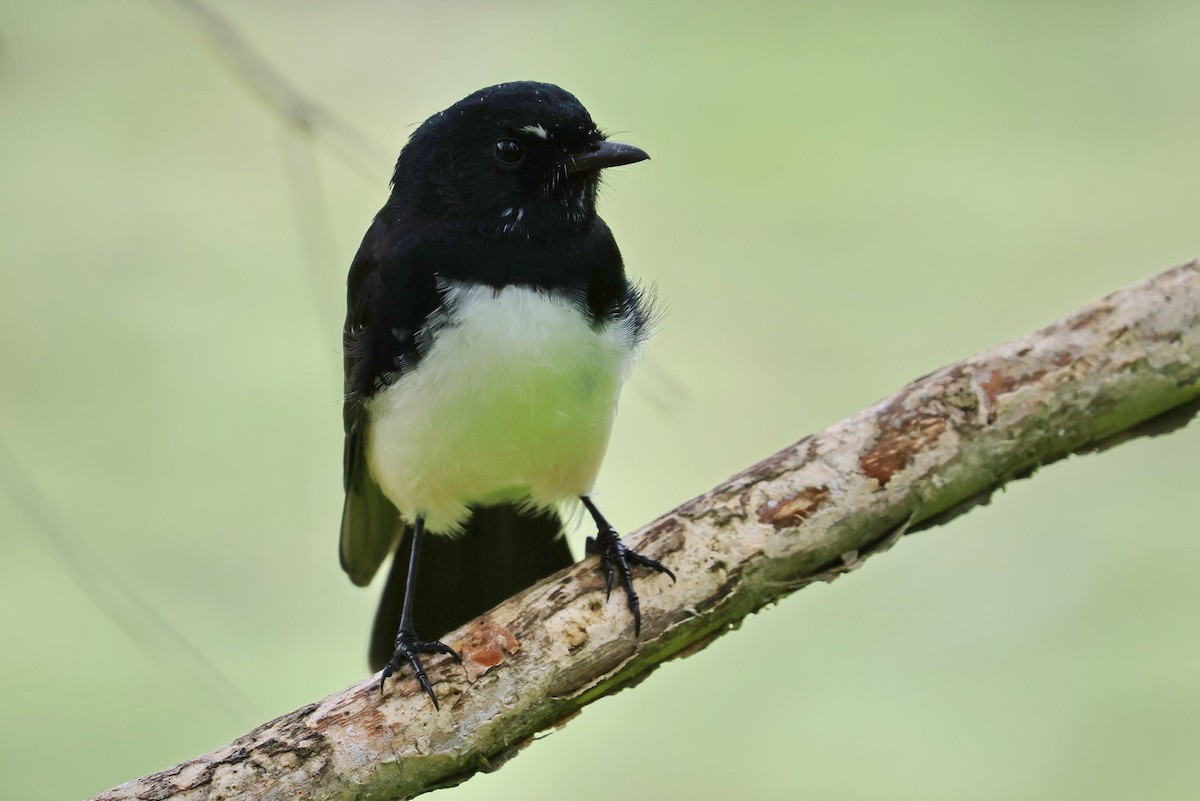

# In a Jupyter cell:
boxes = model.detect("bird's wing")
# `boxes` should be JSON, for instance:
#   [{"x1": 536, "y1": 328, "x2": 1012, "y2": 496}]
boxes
[
  {"x1": 339, "y1": 431, "x2": 400, "y2": 587},
  {"x1": 339, "y1": 217, "x2": 403, "y2": 587}
]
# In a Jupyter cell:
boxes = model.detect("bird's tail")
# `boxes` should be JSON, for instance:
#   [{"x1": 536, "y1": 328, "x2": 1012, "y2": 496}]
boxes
[{"x1": 369, "y1": 503, "x2": 574, "y2": 671}]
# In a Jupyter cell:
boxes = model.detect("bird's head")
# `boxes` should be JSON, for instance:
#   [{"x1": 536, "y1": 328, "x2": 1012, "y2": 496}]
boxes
[{"x1": 389, "y1": 81, "x2": 648, "y2": 237}]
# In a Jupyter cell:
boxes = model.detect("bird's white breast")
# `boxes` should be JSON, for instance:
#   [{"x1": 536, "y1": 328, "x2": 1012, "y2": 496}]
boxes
[{"x1": 365, "y1": 282, "x2": 641, "y2": 534}]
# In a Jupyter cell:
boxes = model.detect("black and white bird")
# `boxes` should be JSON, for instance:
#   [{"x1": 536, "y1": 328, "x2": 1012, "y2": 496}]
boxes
[{"x1": 339, "y1": 82, "x2": 673, "y2": 706}]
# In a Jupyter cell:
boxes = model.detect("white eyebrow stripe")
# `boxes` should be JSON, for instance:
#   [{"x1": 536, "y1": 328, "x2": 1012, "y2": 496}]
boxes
[{"x1": 520, "y1": 123, "x2": 549, "y2": 140}]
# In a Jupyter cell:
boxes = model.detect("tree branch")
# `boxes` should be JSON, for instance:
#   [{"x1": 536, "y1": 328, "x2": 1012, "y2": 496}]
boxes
[{"x1": 91, "y1": 259, "x2": 1200, "y2": 801}]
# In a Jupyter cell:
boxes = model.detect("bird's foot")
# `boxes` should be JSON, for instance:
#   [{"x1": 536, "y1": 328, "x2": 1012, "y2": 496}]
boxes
[
  {"x1": 379, "y1": 628, "x2": 461, "y2": 709},
  {"x1": 585, "y1": 525, "x2": 676, "y2": 636}
]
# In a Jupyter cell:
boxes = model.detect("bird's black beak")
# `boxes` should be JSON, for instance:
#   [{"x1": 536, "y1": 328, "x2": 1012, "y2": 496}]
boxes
[{"x1": 565, "y1": 140, "x2": 650, "y2": 174}]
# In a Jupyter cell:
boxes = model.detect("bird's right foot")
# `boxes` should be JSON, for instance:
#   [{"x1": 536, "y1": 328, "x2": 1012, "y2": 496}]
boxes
[{"x1": 379, "y1": 627, "x2": 461, "y2": 709}]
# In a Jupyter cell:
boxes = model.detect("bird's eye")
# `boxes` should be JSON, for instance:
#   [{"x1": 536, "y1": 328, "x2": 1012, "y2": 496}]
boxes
[{"x1": 494, "y1": 138, "x2": 526, "y2": 166}]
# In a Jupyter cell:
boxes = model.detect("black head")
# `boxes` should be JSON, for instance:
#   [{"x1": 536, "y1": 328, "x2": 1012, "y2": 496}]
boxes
[{"x1": 389, "y1": 82, "x2": 648, "y2": 237}]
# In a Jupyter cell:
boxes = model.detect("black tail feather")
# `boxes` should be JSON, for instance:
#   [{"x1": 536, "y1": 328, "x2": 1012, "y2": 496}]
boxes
[{"x1": 368, "y1": 504, "x2": 573, "y2": 672}]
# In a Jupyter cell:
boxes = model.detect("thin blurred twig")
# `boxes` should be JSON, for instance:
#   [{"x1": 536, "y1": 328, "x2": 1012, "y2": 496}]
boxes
[
  {"x1": 0, "y1": 434, "x2": 253, "y2": 725},
  {"x1": 163, "y1": 0, "x2": 378, "y2": 350},
  {"x1": 169, "y1": 0, "x2": 392, "y2": 181}
]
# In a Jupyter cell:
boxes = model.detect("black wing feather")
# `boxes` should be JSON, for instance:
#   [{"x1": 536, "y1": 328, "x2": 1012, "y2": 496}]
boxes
[
  {"x1": 339, "y1": 215, "x2": 413, "y2": 586},
  {"x1": 339, "y1": 216, "x2": 463, "y2": 585}
]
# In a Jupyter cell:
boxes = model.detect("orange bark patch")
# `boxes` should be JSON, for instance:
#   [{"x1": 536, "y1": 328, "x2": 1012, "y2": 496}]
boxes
[
  {"x1": 457, "y1": 621, "x2": 521, "y2": 681},
  {"x1": 758, "y1": 485, "x2": 831, "y2": 528},
  {"x1": 979, "y1": 364, "x2": 1059, "y2": 423},
  {"x1": 859, "y1": 412, "x2": 947, "y2": 486}
]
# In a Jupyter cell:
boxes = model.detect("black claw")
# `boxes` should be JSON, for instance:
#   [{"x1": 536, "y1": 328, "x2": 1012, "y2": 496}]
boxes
[
  {"x1": 624, "y1": 549, "x2": 677, "y2": 583},
  {"x1": 586, "y1": 525, "x2": 673, "y2": 637},
  {"x1": 432, "y1": 641, "x2": 463, "y2": 664},
  {"x1": 587, "y1": 533, "x2": 617, "y2": 598},
  {"x1": 379, "y1": 629, "x2": 460, "y2": 709}
]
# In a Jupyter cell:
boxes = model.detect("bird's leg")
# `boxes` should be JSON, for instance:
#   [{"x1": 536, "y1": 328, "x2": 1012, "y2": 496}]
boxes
[
  {"x1": 581, "y1": 495, "x2": 675, "y2": 636},
  {"x1": 379, "y1": 515, "x2": 461, "y2": 708}
]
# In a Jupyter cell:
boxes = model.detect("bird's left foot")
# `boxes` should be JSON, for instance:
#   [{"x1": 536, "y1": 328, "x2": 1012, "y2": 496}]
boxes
[
  {"x1": 379, "y1": 627, "x2": 461, "y2": 709},
  {"x1": 585, "y1": 524, "x2": 676, "y2": 636}
]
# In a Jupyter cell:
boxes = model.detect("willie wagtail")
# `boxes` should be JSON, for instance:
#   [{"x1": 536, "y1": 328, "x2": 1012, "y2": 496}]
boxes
[{"x1": 339, "y1": 82, "x2": 673, "y2": 706}]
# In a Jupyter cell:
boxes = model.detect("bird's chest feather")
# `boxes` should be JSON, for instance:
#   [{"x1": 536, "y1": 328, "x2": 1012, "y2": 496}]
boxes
[{"x1": 365, "y1": 282, "x2": 640, "y2": 531}]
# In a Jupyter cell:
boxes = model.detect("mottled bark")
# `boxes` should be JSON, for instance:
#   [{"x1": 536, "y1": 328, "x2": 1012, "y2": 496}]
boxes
[{"x1": 92, "y1": 260, "x2": 1200, "y2": 801}]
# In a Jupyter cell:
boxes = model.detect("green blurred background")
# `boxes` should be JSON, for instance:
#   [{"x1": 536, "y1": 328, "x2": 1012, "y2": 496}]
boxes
[{"x1": 2, "y1": 1, "x2": 1199, "y2": 798}]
